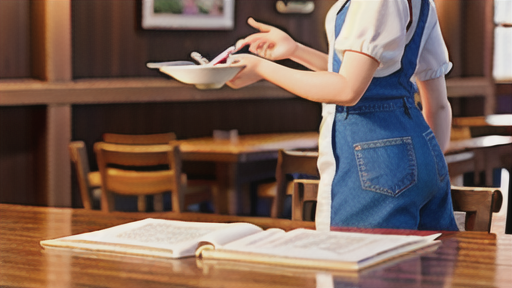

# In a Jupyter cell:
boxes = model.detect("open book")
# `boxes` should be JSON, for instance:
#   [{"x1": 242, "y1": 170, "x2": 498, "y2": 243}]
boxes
[{"x1": 40, "y1": 218, "x2": 440, "y2": 271}]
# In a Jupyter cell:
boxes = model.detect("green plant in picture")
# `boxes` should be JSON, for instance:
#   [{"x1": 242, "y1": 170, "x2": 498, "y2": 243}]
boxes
[
  {"x1": 196, "y1": 0, "x2": 224, "y2": 15},
  {"x1": 153, "y1": 0, "x2": 183, "y2": 14}
]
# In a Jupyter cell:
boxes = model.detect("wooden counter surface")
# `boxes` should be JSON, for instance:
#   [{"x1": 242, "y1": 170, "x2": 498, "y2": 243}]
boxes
[{"x1": 1, "y1": 204, "x2": 511, "y2": 288}]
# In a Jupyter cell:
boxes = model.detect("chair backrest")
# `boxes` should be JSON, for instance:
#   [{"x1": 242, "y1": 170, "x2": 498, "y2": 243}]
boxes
[
  {"x1": 69, "y1": 133, "x2": 178, "y2": 210},
  {"x1": 272, "y1": 150, "x2": 319, "y2": 218},
  {"x1": 103, "y1": 132, "x2": 178, "y2": 211},
  {"x1": 451, "y1": 186, "x2": 503, "y2": 232},
  {"x1": 292, "y1": 181, "x2": 503, "y2": 232},
  {"x1": 69, "y1": 141, "x2": 101, "y2": 210},
  {"x1": 103, "y1": 132, "x2": 176, "y2": 145},
  {"x1": 292, "y1": 179, "x2": 320, "y2": 221},
  {"x1": 94, "y1": 141, "x2": 184, "y2": 213}
]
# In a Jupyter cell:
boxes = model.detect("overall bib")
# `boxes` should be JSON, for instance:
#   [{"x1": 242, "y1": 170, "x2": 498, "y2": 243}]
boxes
[{"x1": 315, "y1": 0, "x2": 459, "y2": 231}]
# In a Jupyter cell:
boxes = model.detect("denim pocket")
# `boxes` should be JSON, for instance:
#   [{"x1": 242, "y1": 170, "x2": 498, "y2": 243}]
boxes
[
  {"x1": 354, "y1": 137, "x2": 417, "y2": 197},
  {"x1": 423, "y1": 129, "x2": 448, "y2": 182}
]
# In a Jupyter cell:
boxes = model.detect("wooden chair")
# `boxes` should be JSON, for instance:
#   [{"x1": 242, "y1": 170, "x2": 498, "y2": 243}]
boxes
[
  {"x1": 292, "y1": 180, "x2": 503, "y2": 232},
  {"x1": 71, "y1": 132, "x2": 217, "y2": 212},
  {"x1": 69, "y1": 141, "x2": 102, "y2": 210},
  {"x1": 94, "y1": 141, "x2": 217, "y2": 213},
  {"x1": 69, "y1": 133, "x2": 177, "y2": 210},
  {"x1": 256, "y1": 150, "x2": 319, "y2": 218},
  {"x1": 451, "y1": 185, "x2": 503, "y2": 232},
  {"x1": 291, "y1": 179, "x2": 320, "y2": 222},
  {"x1": 102, "y1": 132, "x2": 179, "y2": 211}
]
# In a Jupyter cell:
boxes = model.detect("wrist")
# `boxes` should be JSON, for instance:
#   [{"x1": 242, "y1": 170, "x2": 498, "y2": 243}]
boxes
[
  {"x1": 255, "y1": 57, "x2": 282, "y2": 81},
  {"x1": 290, "y1": 42, "x2": 303, "y2": 60}
]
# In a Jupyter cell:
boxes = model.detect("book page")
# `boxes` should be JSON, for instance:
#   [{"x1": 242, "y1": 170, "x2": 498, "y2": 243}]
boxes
[
  {"x1": 216, "y1": 228, "x2": 286, "y2": 247},
  {"x1": 41, "y1": 218, "x2": 263, "y2": 258},
  {"x1": 220, "y1": 229, "x2": 440, "y2": 263}
]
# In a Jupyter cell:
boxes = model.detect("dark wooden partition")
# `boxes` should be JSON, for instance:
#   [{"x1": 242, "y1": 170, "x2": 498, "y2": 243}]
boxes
[
  {"x1": 0, "y1": 0, "x2": 31, "y2": 79},
  {"x1": 437, "y1": 0, "x2": 496, "y2": 116},
  {"x1": 71, "y1": 0, "x2": 332, "y2": 78}
]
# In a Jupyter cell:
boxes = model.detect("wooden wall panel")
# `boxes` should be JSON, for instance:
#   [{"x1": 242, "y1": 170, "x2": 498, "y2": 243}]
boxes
[
  {"x1": 0, "y1": 106, "x2": 46, "y2": 205},
  {"x1": 462, "y1": 0, "x2": 494, "y2": 78},
  {"x1": 71, "y1": 98, "x2": 322, "y2": 156},
  {"x1": 436, "y1": 0, "x2": 462, "y2": 78},
  {"x1": 71, "y1": 0, "x2": 332, "y2": 78},
  {"x1": 0, "y1": 0, "x2": 31, "y2": 78},
  {"x1": 434, "y1": 0, "x2": 494, "y2": 79}
]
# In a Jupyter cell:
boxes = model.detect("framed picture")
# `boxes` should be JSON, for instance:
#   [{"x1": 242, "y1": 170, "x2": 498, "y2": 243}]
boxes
[{"x1": 142, "y1": 0, "x2": 235, "y2": 30}]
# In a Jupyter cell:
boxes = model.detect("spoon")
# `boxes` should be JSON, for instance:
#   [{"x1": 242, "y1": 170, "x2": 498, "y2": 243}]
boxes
[{"x1": 190, "y1": 52, "x2": 210, "y2": 65}]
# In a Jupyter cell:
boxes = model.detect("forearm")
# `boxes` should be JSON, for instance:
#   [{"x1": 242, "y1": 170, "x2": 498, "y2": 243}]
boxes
[
  {"x1": 258, "y1": 61, "x2": 352, "y2": 104},
  {"x1": 289, "y1": 43, "x2": 328, "y2": 72},
  {"x1": 417, "y1": 77, "x2": 452, "y2": 151},
  {"x1": 251, "y1": 63, "x2": 354, "y2": 105},
  {"x1": 256, "y1": 51, "x2": 377, "y2": 105}
]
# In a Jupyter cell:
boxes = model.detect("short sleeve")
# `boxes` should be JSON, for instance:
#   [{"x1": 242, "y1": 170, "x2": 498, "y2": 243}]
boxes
[
  {"x1": 334, "y1": 0, "x2": 410, "y2": 76},
  {"x1": 415, "y1": 11, "x2": 453, "y2": 81}
]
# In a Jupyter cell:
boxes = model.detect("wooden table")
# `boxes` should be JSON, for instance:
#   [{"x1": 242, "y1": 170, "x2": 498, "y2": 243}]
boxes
[
  {"x1": 448, "y1": 114, "x2": 512, "y2": 185},
  {"x1": 446, "y1": 135, "x2": 512, "y2": 235},
  {"x1": 446, "y1": 135, "x2": 512, "y2": 185},
  {"x1": 178, "y1": 132, "x2": 319, "y2": 215},
  {"x1": 1, "y1": 204, "x2": 511, "y2": 288},
  {"x1": 452, "y1": 114, "x2": 512, "y2": 127}
]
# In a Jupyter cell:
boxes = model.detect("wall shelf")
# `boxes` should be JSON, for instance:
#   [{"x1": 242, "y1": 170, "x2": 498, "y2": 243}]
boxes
[{"x1": 0, "y1": 78, "x2": 293, "y2": 106}]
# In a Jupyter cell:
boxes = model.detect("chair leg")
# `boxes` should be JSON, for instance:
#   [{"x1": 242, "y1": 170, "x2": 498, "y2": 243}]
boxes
[
  {"x1": 269, "y1": 198, "x2": 278, "y2": 218},
  {"x1": 137, "y1": 196, "x2": 147, "y2": 212},
  {"x1": 153, "y1": 194, "x2": 164, "y2": 212},
  {"x1": 101, "y1": 190, "x2": 116, "y2": 212},
  {"x1": 292, "y1": 181, "x2": 303, "y2": 221},
  {"x1": 211, "y1": 184, "x2": 220, "y2": 214}
]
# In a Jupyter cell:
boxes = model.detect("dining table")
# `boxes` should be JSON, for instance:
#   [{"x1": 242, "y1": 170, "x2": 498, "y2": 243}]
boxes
[
  {"x1": 448, "y1": 114, "x2": 512, "y2": 185},
  {"x1": 451, "y1": 114, "x2": 512, "y2": 128},
  {"x1": 447, "y1": 114, "x2": 512, "y2": 234},
  {"x1": 178, "y1": 131, "x2": 319, "y2": 215},
  {"x1": 1, "y1": 203, "x2": 511, "y2": 288}
]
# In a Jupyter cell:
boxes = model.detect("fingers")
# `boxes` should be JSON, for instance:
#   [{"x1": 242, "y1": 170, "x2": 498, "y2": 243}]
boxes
[
  {"x1": 247, "y1": 17, "x2": 272, "y2": 33},
  {"x1": 235, "y1": 36, "x2": 270, "y2": 57},
  {"x1": 235, "y1": 33, "x2": 264, "y2": 52},
  {"x1": 238, "y1": 18, "x2": 280, "y2": 59},
  {"x1": 235, "y1": 39, "x2": 247, "y2": 50},
  {"x1": 255, "y1": 41, "x2": 272, "y2": 58},
  {"x1": 227, "y1": 54, "x2": 244, "y2": 65}
]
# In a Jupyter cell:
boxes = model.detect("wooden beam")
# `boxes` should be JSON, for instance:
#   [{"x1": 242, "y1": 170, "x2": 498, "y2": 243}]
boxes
[
  {"x1": 30, "y1": 0, "x2": 72, "y2": 206},
  {"x1": 30, "y1": 0, "x2": 72, "y2": 81}
]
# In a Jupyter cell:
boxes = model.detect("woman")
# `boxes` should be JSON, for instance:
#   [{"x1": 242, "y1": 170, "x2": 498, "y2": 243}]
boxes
[{"x1": 228, "y1": 0, "x2": 458, "y2": 231}]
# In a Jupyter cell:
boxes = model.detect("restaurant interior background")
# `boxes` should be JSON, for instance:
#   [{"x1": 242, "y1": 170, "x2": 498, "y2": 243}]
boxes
[{"x1": 0, "y1": 0, "x2": 511, "y2": 210}]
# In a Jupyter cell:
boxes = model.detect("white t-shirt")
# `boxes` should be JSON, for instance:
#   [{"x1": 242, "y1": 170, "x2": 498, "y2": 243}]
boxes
[{"x1": 325, "y1": 0, "x2": 452, "y2": 80}]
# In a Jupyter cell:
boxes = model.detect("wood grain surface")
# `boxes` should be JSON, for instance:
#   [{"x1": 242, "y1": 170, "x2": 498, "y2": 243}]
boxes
[{"x1": 1, "y1": 204, "x2": 511, "y2": 288}]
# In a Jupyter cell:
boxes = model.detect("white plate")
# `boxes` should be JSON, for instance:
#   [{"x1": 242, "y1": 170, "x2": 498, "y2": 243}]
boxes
[
  {"x1": 146, "y1": 61, "x2": 195, "y2": 69},
  {"x1": 159, "y1": 64, "x2": 245, "y2": 90}
]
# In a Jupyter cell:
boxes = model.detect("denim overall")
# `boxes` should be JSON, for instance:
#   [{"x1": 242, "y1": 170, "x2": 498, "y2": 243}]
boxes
[{"x1": 329, "y1": 0, "x2": 458, "y2": 230}]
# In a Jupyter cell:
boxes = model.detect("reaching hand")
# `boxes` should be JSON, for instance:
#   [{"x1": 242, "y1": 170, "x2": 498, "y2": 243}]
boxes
[{"x1": 236, "y1": 18, "x2": 298, "y2": 61}]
